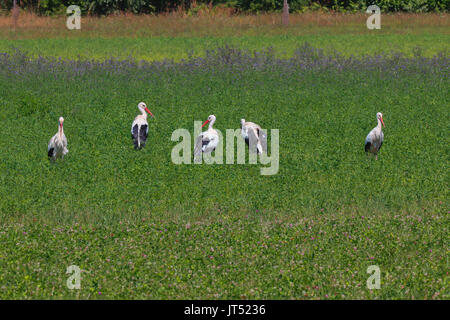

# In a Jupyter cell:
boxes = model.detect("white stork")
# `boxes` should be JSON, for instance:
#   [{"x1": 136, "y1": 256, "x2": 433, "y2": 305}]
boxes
[
  {"x1": 131, "y1": 102, "x2": 154, "y2": 150},
  {"x1": 240, "y1": 119, "x2": 267, "y2": 154},
  {"x1": 365, "y1": 112, "x2": 385, "y2": 160},
  {"x1": 48, "y1": 117, "x2": 68, "y2": 160},
  {"x1": 194, "y1": 115, "x2": 219, "y2": 160}
]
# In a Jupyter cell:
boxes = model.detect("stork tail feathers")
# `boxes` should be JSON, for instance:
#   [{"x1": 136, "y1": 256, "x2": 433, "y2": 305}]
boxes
[
  {"x1": 132, "y1": 124, "x2": 148, "y2": 150},
  {"x1": 364, "y1": 141, "x2": 371, "y2": 153},
  {"x1": 48, "y1": 148, "x2": 54, "y2": 159},
  {"x1": 139, "y1": 125, "x2": 148, "y2": 148},
  {"x1": 132, "y1": 124, "x2": 140, "y2": 149}
]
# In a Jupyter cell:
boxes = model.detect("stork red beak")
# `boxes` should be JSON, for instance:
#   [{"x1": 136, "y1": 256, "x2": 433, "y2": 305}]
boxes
[
  {"x1": 201, "y1": 119, "x2": 210, "y2": 128},
  {"x1": 145, "y1": 107, "x2": 154, "y2": 118},
  {"x1": 380, "y1": 117, "x2": 385, "y2": 127}
]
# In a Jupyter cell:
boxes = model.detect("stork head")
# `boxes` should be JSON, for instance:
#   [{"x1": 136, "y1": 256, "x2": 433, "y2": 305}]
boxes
[
  {"x1": 240, "y1": 119, "x2": 245, "y2": 128},
  {"x1": 59, "y1": 117, "x2": 64, "y2": 129},
  {"x1": 376, "y1": 112, "x2": 385, "y2": 127},
  {"x1": 138, "y1": 102, "x2": 154, "y2": 118},
  {"x1": 202, "y1": 114, "x2": 216, "y2": 128}
]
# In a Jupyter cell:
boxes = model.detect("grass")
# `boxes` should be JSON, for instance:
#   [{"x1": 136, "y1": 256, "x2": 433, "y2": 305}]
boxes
[
  {"x1": 1, "y1": 212, "x2": 446, "y2": 299},
  {"x1": 0, "y1": 46, "x2": 448, "y2": 299},
  {"x1": 2, "y1": 12, "x2": 449, "y2": 38},
  {"x1": 1, "y1": 34, "x2": 449, "y2": 61},
  {"x1": 0, "y1": 12, "x2": 448, "y2": 299}
]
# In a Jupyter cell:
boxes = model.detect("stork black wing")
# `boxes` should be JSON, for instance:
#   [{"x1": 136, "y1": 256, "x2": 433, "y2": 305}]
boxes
[
  {"x1": 139, "y1": 125, "x2": 148, "y2": 148},
  {"x1": 365, "y1": 141, "x2": 371, "y2": 153},
  {"x1": 132, "y1": 124, "x2": 139, "y2": 149},
  {"x1": 48, "y1": 147, "x2": 54, "y2": 159},
  {"x1": 202, "y1": 138, "x2": 210, "y2": 147}
]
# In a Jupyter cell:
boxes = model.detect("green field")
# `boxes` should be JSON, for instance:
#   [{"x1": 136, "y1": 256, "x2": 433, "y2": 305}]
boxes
[
  {"x1": 0, "y1": 20, "x2": 449, "y2": 299},
  {"x1": 1, "y1": 34, "x2": 449, "y2": 61}
]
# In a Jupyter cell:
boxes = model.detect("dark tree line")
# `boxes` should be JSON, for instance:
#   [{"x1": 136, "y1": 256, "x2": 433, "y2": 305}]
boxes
[{"x1": 1, "y1": 0, "x2": 448, "y2": 15}]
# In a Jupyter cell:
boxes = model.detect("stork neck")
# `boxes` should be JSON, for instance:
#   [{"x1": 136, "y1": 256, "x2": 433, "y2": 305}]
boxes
[
  {"x1": 59, "y1": 124, "x2": 63, "y2": 138},
  {"x1": 377, "y1": 119, "x2": 382, "y2": 130},
  {"x1": 208, "y1": 119, "x2": 215, "y2": 130},
  {"x1": 139, "y1": 108, "x2": 148, "y2": 119}
]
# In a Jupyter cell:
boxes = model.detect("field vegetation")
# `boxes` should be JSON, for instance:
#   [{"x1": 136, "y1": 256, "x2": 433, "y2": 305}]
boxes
[
  {"x1": 0, "y1": 12, "x2": 449, "y2": 60},
  {"x1": 0, "y1": 3, "x2": 448, "y2": 300},
  {"x1": 0, "y1": 43, "x2": 448, "y2": 298},
  {"x1": 1, "y1": 0, "x2": 448, "y2": 15}
]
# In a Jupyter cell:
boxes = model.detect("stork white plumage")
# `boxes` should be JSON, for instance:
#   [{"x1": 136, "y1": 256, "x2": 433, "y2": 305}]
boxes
[
  {"x1": 194, "y1": 115, "x2": 219, "y2": 160},
  {"x1": 48, "y1": 117, "x2": 68, "y2": 160},
  {"x1": 131, "y1": 102, "x2": 154, "y2": 150},
  {"x1": 240, "y1": 119, "x2": 267, "y2": 154},
  {"x1": 365, "y1": 112, "x2": 385, "y2": 160}
]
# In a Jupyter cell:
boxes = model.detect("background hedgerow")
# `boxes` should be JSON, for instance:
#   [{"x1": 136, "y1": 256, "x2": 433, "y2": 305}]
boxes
[{"x1": 0, "y1": 0, "x2": 448, "y2": 15}]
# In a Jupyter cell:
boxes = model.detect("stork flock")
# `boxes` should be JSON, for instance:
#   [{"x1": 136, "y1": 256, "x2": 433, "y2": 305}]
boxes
[{"x1": 47, "y1": 103, "x2": 385, "y2": 161}]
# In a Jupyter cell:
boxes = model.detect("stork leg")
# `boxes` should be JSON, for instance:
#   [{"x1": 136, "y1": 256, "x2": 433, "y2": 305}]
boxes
[{"x1": 256, "y1": 143, "x2": 263, "y2": 155}]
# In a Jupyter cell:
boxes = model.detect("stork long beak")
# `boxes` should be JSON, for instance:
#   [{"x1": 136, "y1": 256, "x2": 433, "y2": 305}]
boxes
[
  {"x1": 145, "y1": 107, "x2": 154, "y2": 118},
  {"x1": 201, "y1": 119, "x2": 210, "y2": 128},
  {"x1": 380, "y1": 117, "x2": 385, "y2": 127}
]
